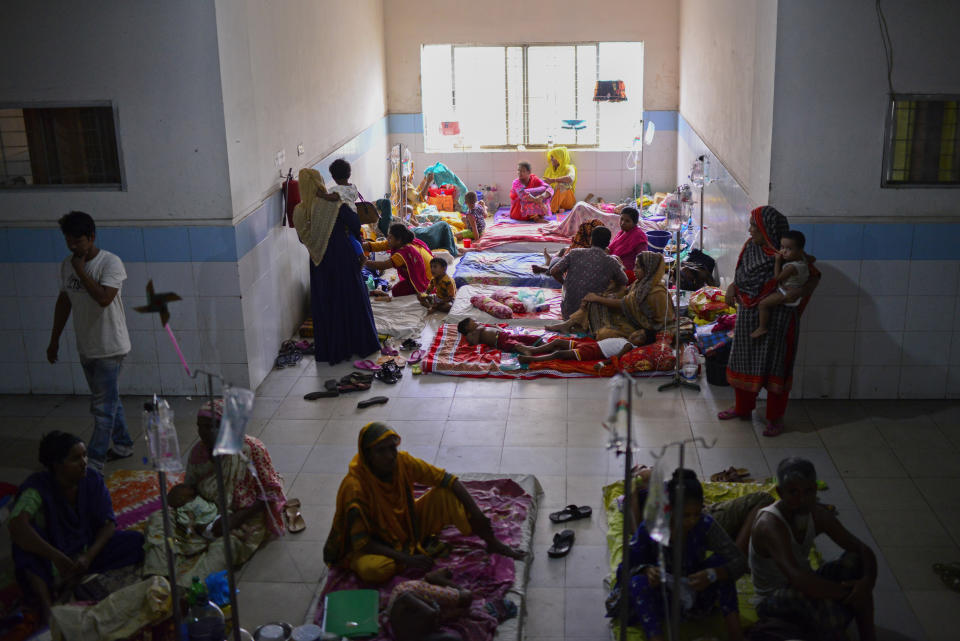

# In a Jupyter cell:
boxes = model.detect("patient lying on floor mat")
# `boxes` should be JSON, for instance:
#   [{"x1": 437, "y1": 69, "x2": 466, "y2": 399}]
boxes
[
  {"x1": 456, "y1": 317, "x2": 542, "y2": 353},
  {"x1": 516, "y1": 336, "x2": 635, "y2": 364},
  {"x1": 388, "y1": 569, "x2": 473, "y2": 641}
]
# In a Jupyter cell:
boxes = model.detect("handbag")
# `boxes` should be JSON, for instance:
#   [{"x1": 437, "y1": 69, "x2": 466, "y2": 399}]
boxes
[{"x1": 356, "y1": 191, "x2": 380, "y2": 225}]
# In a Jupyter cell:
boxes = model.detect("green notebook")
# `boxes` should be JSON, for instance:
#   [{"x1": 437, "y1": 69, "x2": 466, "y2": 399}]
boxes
[{"x1": 322, "y1": 589, "x2": 380, "y2": 638}]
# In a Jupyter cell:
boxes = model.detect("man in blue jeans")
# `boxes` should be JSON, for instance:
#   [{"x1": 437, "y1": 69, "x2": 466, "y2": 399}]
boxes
[{"x1": 47, "y1": 211, "x2": 134, "y2": 471}]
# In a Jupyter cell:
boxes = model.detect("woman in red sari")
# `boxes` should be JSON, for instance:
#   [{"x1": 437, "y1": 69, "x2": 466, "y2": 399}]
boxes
[
  {"x1": 364, "y1": 224, "x2": 433, "y2": 296},
  {"x1": 509, "y1": 162, "x2": 553, "y2": 221},
  {"x1": 718, "y1": 207, "x2": 820, "y2": 436}
]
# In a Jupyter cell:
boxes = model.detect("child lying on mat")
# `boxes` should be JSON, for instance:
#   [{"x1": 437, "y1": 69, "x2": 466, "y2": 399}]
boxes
[
  {"x1": 516, "y1": 336, "x2": 635, "y2": 364},
  {"x1": 388, "y1": 569, "x2": 473, "y2": 641},
  {"x1": 457, "y1": 317, "x2": 542, "y2": 352},
  {"x1": 419, "y1": 257, "x2": 457, "y2": 313}
]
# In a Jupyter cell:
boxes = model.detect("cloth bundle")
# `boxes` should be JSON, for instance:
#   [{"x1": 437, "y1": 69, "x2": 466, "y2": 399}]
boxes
[
  {"x1": 620, "y1": 332, "x2": 676, "y2": 372},
  {"x1": 490, "y1": 291, "x2": 526, "y2": 314},
  {"x1": 470, "y1": 294, "x2": 513, "y2": 319},
  {"x1": 689, "y1": 286, "x2": 736, "y2": 323},
  {"x1": 427, "y1": 194, "x2": 455, "y2": 211}
]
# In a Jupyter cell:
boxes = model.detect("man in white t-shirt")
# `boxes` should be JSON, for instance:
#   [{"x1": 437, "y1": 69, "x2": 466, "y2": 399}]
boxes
[{"x1": 47, "y1": 211, "x2": 134, "y2": 471}]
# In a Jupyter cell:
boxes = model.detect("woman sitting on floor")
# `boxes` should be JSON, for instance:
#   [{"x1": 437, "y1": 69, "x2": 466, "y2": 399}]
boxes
[
  {"x1": 547, "y1": 251, "x2": 673, "y2": 343},
  {"x1": 608, "y1": 469, "x2": 747, "y2": 641},
  {"x1": 364, "y1": 224, "x2": 434, "y2": 297},
  {"x1": 142, "y1": 400, "x2": 287, "y2": 586},
  {"x1": 509, "y1": 162, "x2": 553, "y2": 221},
  {"x1": 542, "y1": 146, "x2": 577, "y2": 213},
  {"x1": 9, "y1": 431, "x2": 145, "y2": 624},
  {"x1": 323, "y1": 422, "x2": 525, "y2": 584},
  {"x1": 607, "y1": 207, "x2": 648, "y2": 281}
]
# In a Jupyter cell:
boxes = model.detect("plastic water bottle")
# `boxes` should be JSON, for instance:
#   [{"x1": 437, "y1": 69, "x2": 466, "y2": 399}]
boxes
[
  {"x1": 681, "y1": 343, "x2": 699, "y2": 381},
  {"x1": 186, "y1": 577, "x2": 225, "y2": 641}
]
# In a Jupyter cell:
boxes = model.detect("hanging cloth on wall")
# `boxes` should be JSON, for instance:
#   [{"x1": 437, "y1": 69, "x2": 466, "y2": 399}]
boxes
[
  {"x1": 561, "y1": 119, "x2": 587, "y2": 130},
  {"x1": 593, "y1": 80, "x2": 627, "y2": 102},
  {"x1": 440, "y1": 121, "x2": 461, "y2": 135},
  {"x1": 282, "y1": 170, "x2": 301, "y2": 227}
]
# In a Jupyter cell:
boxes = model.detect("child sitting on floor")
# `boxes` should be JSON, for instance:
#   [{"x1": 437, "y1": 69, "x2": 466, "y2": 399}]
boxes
[
  {"x1": 516, "y1": 336, "x2": 635, "y2": 364},
  {"x1": 457, "y1": 317, "x2": 541, "y2": 352},
  {"x1": 455, "y1": 191, "x2": 487, "y2": 241},
  {"x1": 750, "y1": 230, "x2": 810, "y2": 339},
  {"x1": 420, "y1": 257, "x2": 458, "y2": 313}
]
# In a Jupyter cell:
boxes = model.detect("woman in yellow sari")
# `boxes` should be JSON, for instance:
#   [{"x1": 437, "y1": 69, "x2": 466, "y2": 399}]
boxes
[
  {"x1": 543, "y1": 146, "x2": 577, "y2": 213},
  {"x1": 323, "y1": 422, "x2": 524, "y2": 584}
]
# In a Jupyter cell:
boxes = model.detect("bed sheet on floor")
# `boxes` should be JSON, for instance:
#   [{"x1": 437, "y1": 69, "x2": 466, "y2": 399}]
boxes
[
  {"x1": 604, "y1": 480, "x2": 788, "y2": 640},
  {"x1": 447, "y1": 285, "x2": 563, "y2": 327},
  {"x1": 453, "y1": 252, "x2": 561, "y2": 289},
  {"x1": 492, "y1": 206, "x2": 559, "y2": 225},
  {"x1": 312, "y1": 474, "x2": 542, "y2": 641},
  {"x1": 107, "y1": 470, "x2": 184, "y2": 532},
  {"x1": 473, "y1": 221, "x2": 571, "y2": 252},
  {"x1": 371, "y1": 294, "x2": 429, "y2": 340}
]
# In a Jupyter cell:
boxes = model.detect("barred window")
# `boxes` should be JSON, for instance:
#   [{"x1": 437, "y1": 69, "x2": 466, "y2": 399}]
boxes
[
  {"x1": 0, "y1": 105, "x2": 122, "y2": 189},
  {"x1": 883, "y1": 95, "x2": 959, "y2": 187}
]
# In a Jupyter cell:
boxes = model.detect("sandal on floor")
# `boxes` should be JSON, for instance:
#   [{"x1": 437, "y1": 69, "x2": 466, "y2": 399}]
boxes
[
  {"x1": 408, "y1": 350, "x2": 425, "y2": 364},
  {"x1": 549, "y1": 504, "x2": 593, "y2": 524},
  {"x1": 353, "y1": 359, "x2": 381, "y2": 371},
  {"x1": 411, "y1": 363, "x2": 422, "y2": 375},
  {"x1": 762, "y1": 420, "x2": 785, "y2": 437},
  {"x1": 375, "y1": 362, "x2": 403, "y2": 384},
  {"x1": 717, "y1": 409, "x2": 751, "y2": 421},
  {"x1": 324, "y1": 379, "x2": 339, "y2": 391},
  {"x1": 304, "y1": 390, "x2": 339, "y2": 400},
  {"x1": 357, "y1": 396, "x2": 389, "y2": 409},
  {"x1": 376, "y1": 354, "x2": 407, "y2": 367},
  {"x1": 401, "y1": 338, "x2": 421, "y2": 351},
  {"x1": 284, "y1": 498, "x2": 307, "y2": 533},
  {"x1": 547, "y1": 529, "x2": 575, "y2": 558},
  {"x1": 338, "y1": 381, "x2": 372, "y2": 393},
  {"x1": 340, "y1": 372, "x2": 374, "y2": 386}
]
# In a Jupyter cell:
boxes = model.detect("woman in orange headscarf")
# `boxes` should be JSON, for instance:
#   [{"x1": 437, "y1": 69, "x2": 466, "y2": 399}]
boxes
[{"x1": 323, "y1": 422, "x2": 524, "y2": 584}]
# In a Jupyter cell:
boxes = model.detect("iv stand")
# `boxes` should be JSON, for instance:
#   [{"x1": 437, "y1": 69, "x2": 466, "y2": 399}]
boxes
[
  {"x1": 142, "y1": 397, "x2": 182, "y2": 637},
  {"x1": 651, "y1": 436, "x2": 717, "y2": 640},
  {"x1": 606, "y1": 373, "x2": 634, "y2": 641},
  {"x1": 191, "y1": 368, "x2": 242, "y2": 641},
  {"x1": 659, "y1": 187, "x2": 700, "y2": 394}
]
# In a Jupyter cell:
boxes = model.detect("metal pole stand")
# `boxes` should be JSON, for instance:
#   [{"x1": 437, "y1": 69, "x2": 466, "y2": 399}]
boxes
[
  {"x1": 659, "y1": 223, "x2": 700, "y2": 394},
  {"x1": 195, "y1": 370, "x2": 243, "y2": 641},
  {"x1": 611, "y1": 373, "x2": 634, "y2": 641}
]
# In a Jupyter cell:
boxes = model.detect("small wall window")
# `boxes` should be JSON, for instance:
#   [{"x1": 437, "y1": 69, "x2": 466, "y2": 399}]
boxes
[
  {"x1": 0, "y1": 104, "x2": 122, "y2": 189},
  {"x1": 883, "y1": 95, "x2": 960, "y2": 187}
]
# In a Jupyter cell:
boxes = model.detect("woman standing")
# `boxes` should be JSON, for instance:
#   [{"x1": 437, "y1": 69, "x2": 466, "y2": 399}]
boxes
[
  {"x1": 364, "y1": 224, "x2": 434, "y2": 297},
  {"x1": 719, "y1": 207, "x2": 820, "y2": 436},
  {"x1": 293, "y1": 162, "x2": 380, "y2": 365},
  {"x1": 543, "y1": 147, "x2": 577, "y2": 213}
]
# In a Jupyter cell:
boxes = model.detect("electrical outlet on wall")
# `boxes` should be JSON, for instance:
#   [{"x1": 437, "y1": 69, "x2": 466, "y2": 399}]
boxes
[{"x1": 297, "y1": 144, "x2": 305, "y2": 156}]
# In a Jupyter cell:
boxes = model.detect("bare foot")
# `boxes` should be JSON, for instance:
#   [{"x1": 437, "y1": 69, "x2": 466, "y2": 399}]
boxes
[
  {"x1": 517, "y1": 354, "x2": 534, "y2": 364},
  {"x1": 584, "y1": 192, "x2": 595, "y2": 203},
  {"x1": 515, "y1": 345, "x2": 533, "y2": 355},
  {"x1": 544, "y1": 322, "x2": 570, "y2": 333},
  {"x1": 487, "y1": 539, "x2": 526, "y2": 560},
  {"x1": 532, "y1": 265, "x2": 548, "y2": 274},
  {"x1": 750, "y1": 327, "x2": 768, "y2": 339},
  {"x1": 542, "y1": 248, "x2": 551, "y2": 264}
]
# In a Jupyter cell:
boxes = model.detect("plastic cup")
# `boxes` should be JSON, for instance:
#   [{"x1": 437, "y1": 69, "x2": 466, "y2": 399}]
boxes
[{"x1": 463, "y1": 238, "x2": 472, "y2": 248}]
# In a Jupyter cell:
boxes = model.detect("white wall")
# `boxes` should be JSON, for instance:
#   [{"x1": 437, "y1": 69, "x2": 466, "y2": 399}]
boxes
[
  {"x1": 769, "y1": 0, "x2": 960, "y2": 220},
  {"x1": 215, "y1": 0, "x2": 388, "y2": 222},
  {"x1": 384, "y1": 0, "x2": 679, "y2": 114},
  {"x1": 0, "y1": 0, "x2": 232, "y2": 224},
  {"x1": 678, "y1": 0, "x2": 777, "y2": 203}
]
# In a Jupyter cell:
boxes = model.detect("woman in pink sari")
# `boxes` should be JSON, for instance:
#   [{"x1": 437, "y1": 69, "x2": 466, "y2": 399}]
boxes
[
  {"x1": 509, "y1": 162, "x2": 553, "y2": 221},
  {"x1": 607, "y1": 207, "x2": 648, "y2": 282},
  {"x1": 364, "y1": 224, "x2": 433, "y2": 296}
]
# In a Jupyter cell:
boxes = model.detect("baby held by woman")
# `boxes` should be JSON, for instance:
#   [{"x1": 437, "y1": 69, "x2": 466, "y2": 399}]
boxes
[{"x1": 751, "y1": 230, "x2": 811, "y2": 339}]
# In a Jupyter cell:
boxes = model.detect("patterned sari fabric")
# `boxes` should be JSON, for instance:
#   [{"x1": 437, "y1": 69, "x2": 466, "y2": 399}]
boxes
[
  {"x1": 142, "y1": 435, "x2": 286, "y2": 586},
  {"x1": 581, "y1": 252, "x2": 674, "y2": 339},
  {"x1": 570, "y1": 219, "x2": 605, "y2": 249},
  {"x1": 509, "y1": 175, "x2": 553, "y2": 220},
  {"x1": 726, "y1": 206, "x2": 818, "y2": 394}
]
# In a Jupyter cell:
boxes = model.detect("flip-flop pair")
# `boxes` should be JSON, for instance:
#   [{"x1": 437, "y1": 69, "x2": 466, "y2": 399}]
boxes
[
  {"x1": 710, "y1": 467, "x2": 753, "y2": 483},
  {"x1": 354, "y1": 359, "x2": 381, "y2": 371},
  {"x1": 408, "y1": 350, "x2": 425, "y2": 365}
]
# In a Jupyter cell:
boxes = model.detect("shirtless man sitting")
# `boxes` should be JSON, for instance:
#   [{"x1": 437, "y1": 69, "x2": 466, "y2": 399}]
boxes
[{"x1": 750, "y1": 458, "x2": 877, "y2": 641}]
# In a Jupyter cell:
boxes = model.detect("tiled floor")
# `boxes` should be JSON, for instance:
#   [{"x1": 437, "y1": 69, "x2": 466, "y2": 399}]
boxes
[{"x1": 2, "y1": 360, "x2": 960, "y2": 640}]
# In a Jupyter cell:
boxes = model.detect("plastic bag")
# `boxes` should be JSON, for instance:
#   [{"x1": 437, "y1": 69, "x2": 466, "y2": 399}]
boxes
[
  {"x1": 142, "y1": 396, "x2": 183, "y2": 473},
  {"x1": 204, "y1": 570, "x2": 233, "y2": 607},
  {"x1": 688, "y1": 286, "x2": 735, "y2": 321},
  {"x1": 516, "y1": 289, "x2": 547, "y2": 313},
  {"x1": 213, "y1": 387, "x2": 255, "y2": 456}
]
